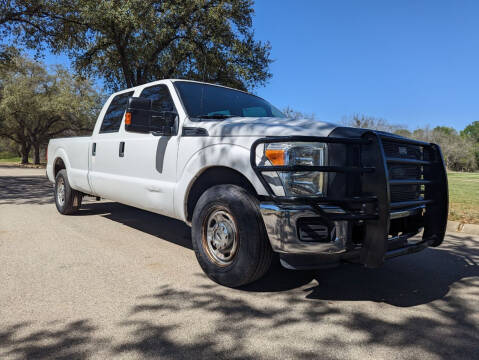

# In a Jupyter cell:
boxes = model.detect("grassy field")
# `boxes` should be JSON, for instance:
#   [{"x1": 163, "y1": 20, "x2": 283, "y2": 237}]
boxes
[
  {"x1": 0, "y1": 156, "x2": 23, "y2": 162},
  {"x1": 448, "y1": 172, "x2": 479, "y2": 224},
  {"x1": 0, "y1": 157, "x2": 477, "y2": 223},
  {"x1": 0, "y1": 156, "x2": 45, "y2": 166}
]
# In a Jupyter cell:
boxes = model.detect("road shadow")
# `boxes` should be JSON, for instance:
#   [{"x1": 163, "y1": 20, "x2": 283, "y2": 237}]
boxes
[
  {"x1": 2, "y1": 175, "x2": 476, "y2": 309},
  {"x1": 2, "y1": 266, "x2": 477, "y2": 360},
  {"x1": 242, "y1": 234, "x2": 479, "y2": 307},
  {"x1": 79, "y1": 202, "x2": 193, "y2": 250},
  {"x1": 116, "y1": 233, "x2": 478, "y2": 358},
  {"x1": 0, "y1": 320, "x2": 107, "y2": 359},
  {"x1": 118, "y1": 251, "x2": 478, "y2": 359},
  {"x1": 80, "y1": 202, "x2": 478, "y2": 309},
  {"x1": 1, "y1": 195, "x2": 477, "y2": 360},
  {"x1": 2, "y1": 173, "x2": 477, "y2": 358},
  {"x1": 0, "y1": 175, "x2": 53, "y2": 205}
]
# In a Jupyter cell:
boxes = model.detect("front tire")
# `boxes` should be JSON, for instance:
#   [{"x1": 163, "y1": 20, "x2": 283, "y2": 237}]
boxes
[
  {"x1": 192, "y1": 185, "x2": 272, "y2": 287},
  {"x1": 54, "y1": 169, "x2": 82, "y2": 215}
]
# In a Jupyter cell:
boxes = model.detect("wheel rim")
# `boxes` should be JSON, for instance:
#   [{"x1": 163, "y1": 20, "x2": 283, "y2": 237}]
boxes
[
  {"x1": 203, "y1": 208, "x2": 239, "y2": 266},
  {"x1": 57, "y1": 178, "x2": 65, "y2": 206}
]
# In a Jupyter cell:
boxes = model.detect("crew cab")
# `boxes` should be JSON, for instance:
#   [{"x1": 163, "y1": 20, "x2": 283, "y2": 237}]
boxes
[{"x1": 47, "y1": 79, "x2": 449, "y2": 287}]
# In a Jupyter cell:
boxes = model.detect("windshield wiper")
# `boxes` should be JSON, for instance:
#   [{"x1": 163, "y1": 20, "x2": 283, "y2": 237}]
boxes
[{"x1": 195, "y1": 114, "x2": 236, "y2": 119}]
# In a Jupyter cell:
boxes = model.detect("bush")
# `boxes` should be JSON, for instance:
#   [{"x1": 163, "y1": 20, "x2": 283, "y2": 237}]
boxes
[
  {"x1": 342, "y1": 114, "x2": 478, "y2": 172},
  {"x1": 412, "y1": 127, "x2": 477, "y2": 172}
]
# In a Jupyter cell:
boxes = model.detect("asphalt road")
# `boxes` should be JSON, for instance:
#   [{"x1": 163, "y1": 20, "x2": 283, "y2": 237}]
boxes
[{"x1": 1, "y1": 165, "x2": 478, "y2": 360}]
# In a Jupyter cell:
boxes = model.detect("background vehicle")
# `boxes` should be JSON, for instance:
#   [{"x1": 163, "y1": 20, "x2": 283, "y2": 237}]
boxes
[{"x1": 47, "y1": 80, "x2": 448, "y2": 287}]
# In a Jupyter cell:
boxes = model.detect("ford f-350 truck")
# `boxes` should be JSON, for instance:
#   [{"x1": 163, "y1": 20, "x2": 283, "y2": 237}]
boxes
[{"x1": 47, "y1": 79, "x2": 448, "y2": 287}]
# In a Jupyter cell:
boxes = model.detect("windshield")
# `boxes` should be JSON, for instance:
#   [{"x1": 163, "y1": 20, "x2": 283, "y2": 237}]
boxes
[{"x1": 174, "y1": 81, "x2": 285, "y2": 119}]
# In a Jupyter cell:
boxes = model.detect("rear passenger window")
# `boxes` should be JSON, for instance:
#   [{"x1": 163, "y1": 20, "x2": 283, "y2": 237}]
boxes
[
  {"x1": 99, "y1": 91, "x2": 134, "y2": 133},
  {"x1": 139, "y1": 85, "x2": 176, "y2": 112}
]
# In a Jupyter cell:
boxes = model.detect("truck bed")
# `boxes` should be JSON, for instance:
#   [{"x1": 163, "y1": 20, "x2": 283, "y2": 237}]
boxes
[{"x1": 47, "y1": 136, "x2": 93, "y2": 194}]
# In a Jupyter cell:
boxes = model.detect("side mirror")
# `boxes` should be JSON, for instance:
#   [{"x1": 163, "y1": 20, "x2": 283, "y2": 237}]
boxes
[{"x1": 125, "y1": 97, "x2": 177, "y2": 136}]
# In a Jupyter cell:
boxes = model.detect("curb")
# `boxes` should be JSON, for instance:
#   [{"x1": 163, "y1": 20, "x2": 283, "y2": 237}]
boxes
[{"x1": 446, "y1": 221, "x2": 479, "y2": 236}]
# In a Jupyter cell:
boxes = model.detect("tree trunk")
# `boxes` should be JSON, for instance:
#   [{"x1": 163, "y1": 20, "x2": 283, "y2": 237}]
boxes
[
  {"x1": 20, "y1": 142, "x2": 31, "y2": 164},
  {"x1": 34, "y1": 143, "x2": 41, "y2": 165}
]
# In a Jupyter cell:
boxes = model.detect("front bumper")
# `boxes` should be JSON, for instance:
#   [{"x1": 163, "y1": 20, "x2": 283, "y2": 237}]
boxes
[
  {"x1": 251, "y1": 131, "x2": 449, "y2": 269},
  {"x1": 260, "y1": 202, "x2": 431, "y2": 269},
  {"x1": 260, "y1": 203, "x2": 349, "y2": 254}
]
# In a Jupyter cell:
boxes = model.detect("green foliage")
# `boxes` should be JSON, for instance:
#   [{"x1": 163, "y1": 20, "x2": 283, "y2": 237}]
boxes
[
  {"x1": 393, "y1": 128, "x2": 412, "y2": 138},
  {"x1": 2, "y1": 0, "x2": 272, "y2": 91},
  {"x1": 342, "y1": 115, "x2": 479, "y2": 172},
  {"x1": 0, "y1": 54, "x2": 101, "y2": 163},
  {"x1": 0, "y1": 1, "x2": 46, "y2": 27},
  {"x1": 461, "y1": 121, "x2": 479, "y2": 167},
  {"x1": 433, "y1": 126, "x2": 456, "y2": 136},
  {"x1": 461, "y1": 121, "x2": 479, "y2": 142},
  {"x1": 400, "y1": 126, "x2": 477, "y2": 172},
  {"x1": 0, "y1": 45, "x2": 21, "y2": 75}
]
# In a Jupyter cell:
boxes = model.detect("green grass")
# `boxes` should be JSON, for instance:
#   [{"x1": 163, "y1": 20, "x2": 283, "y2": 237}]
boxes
[
  {"x1": 0, "y1": 156, "x2": 23, "y2": 163},
  {"x1": 448, "y1": 171, "x2": 479, "y2": 224},
  {"x1": 0, "y1": 156, "x2": 45, "y2": 165}
]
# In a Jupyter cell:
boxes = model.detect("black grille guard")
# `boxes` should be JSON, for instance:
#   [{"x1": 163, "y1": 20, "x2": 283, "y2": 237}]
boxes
[{"x1": 250, "y1": 131, "x2": 449, "y2": 267}]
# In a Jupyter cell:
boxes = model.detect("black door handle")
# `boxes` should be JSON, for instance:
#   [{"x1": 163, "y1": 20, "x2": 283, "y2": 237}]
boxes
[
  {"x1": 92, "y1": 142, "x2": 96, "y2": 156},
  {"x1": 119, "y1": 141, "x2": 125, "y2": 157}
]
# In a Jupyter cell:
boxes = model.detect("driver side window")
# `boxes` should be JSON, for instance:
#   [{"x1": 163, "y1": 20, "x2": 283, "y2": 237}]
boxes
[{"x1": 139, "y1": 84, "x2": 176, "y2": 113}]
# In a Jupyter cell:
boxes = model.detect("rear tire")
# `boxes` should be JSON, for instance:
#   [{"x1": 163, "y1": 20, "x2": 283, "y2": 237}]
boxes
[
  {"x1": 192, "y1": 185, "x2": 272, "y2": 287},
  {"x1": 54, "y1": 169, "x2": 82, "y2": 215}
]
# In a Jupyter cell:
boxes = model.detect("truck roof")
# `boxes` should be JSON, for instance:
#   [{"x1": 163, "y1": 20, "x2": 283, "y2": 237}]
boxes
[{"x1": 113, "y1": 79, "x2": 251, "y2": 96}]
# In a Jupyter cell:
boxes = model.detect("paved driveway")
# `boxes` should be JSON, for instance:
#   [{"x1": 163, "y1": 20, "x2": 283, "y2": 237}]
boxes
[{"x1": 0, "y1": 165, "x2": 478, "y2": 359}]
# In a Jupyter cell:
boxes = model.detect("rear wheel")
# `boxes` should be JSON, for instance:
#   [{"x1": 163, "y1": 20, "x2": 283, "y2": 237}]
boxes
[
  {"x1": 192, "y1": 185, "x2": 272, "y2": 287},
  {"x1": 54, "y1": 169, "x2": 82, "y2": 215}
]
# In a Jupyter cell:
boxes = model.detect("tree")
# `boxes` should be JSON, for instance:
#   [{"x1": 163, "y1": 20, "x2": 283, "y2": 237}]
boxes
[
  {"x1": 433, "y1": 126, "x2": 456, "y2": 136},
  {"x1": 341, "y1": 113, "x2": 401, "y2": 133},
  {"x1": 339, "y1": 115, "x2": 478, "y2": 171},
  {"x1": 0, "y1": 1, "x2": 46, "y2": 27},
  {"x1": 0, "y1": 45, "x2": 21, "y2": 74},
  {"x1": 393, "y1": 128, "x2": 412, "y2": 138},
  {"x1": 282, "y1": 106, "x2": 315, "y2": 120},
  {"x1": 0, "y1": 55, "x2": 101, "y2": 164},
  {"x1": 0, "y1": 136, "x2": 20, "y2": 157},
  {"x1": 461, "y1": 121, "x2": 479, "y2": 166},
  {"x1": 461, "y1": 121, "x2": 479, "y2": 142},
  {"x1": 2, "y1": 0, "x2": 272, "y2": 91},
  {"x1": 413, "y1": 126, "x2": 477, "y2": 172}
]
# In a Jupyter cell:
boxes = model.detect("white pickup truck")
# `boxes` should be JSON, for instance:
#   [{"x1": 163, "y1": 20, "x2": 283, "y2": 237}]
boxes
[{"x1": 47, "y1": 79, "x2": 448, "y2": 287}]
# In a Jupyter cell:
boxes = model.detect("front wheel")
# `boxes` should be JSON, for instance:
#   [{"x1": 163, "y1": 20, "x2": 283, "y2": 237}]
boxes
[{"x1": 192, "y1": 185, "x2": 272, "y2": 287}]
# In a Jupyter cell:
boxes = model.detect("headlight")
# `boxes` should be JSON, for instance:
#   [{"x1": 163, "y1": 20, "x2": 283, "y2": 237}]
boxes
[{"x1": 264, "y1": 142, "x2": 327, "y2": 196}]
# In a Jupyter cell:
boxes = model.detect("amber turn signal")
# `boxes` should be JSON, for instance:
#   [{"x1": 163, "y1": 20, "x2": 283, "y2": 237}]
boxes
[
  {"x1": 125, "y1": 112, "x2": 132, "y2": 125},
  {"x1": 265, "y1": 149, "x2": 285, "y2": 166}
]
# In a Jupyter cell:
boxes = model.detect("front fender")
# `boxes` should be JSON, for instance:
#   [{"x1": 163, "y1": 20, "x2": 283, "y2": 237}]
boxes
[{"x1": 174, "y1": 143, "x2": 267, "y2": 221}]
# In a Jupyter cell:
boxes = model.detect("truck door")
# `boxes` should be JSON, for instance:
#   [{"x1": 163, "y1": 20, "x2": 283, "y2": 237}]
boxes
[
  {"x1": 88, "y1": 90, "x2": 134, "y2": 201},
  {"x1": 116, "y1": 83, "x2": 180, "y2": 217}
]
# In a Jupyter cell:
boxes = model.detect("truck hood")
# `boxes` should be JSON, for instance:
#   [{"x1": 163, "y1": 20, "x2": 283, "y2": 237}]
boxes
[{"x1": 188, "y1": 117, "x2": 338, "y2": 137}]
